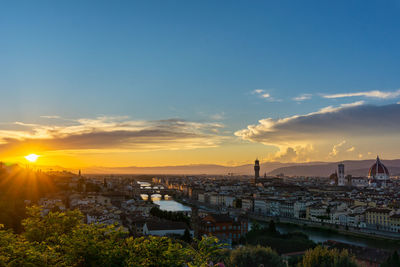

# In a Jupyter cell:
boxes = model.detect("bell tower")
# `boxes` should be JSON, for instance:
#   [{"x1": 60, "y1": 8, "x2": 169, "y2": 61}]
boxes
[{"x1": 254, "y1": 159, "x2": 260, "y2": 184}]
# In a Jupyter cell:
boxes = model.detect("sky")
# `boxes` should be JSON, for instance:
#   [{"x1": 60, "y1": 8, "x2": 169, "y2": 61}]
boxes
[{"x1": 1, "y1": 0, "x2": 400, "y2": 168}]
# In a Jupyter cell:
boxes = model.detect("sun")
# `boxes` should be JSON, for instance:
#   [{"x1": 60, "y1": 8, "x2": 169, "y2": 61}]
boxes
[{"x1": 25, "y1": 154, "x2": 39, "y2": 162}]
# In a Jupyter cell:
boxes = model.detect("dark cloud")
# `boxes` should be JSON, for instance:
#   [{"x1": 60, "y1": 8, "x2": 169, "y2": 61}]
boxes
[{"x1": 236, "y1": 104, "x2": 400, "y2": 145}]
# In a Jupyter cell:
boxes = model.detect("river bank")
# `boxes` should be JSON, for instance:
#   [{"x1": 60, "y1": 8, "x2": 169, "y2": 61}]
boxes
[{"x1": 254, "y1": 220, "x2": 400, "y2": 251}]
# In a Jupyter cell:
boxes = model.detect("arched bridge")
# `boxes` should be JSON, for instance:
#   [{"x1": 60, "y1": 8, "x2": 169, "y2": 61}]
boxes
[{"x1": 139, "y1": 188, "x2": 176, "y2": 200}]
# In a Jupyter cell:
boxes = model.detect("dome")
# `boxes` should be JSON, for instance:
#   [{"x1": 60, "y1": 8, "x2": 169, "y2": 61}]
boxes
[{"x1": 368, "y1": 156, "x2": 389, "y2": 179}]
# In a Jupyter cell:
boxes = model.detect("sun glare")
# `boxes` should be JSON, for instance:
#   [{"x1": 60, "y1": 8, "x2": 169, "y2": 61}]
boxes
[{"x1": 25, "y1": 154, "x2": 39, "y2": 162}]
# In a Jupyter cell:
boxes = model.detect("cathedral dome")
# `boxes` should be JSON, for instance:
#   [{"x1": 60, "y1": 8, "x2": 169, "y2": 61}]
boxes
[{"x1": 368, "y1": 156, "x2": 389, "y2": 179}]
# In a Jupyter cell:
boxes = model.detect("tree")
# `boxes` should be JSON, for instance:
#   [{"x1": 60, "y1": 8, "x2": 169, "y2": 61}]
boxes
[
  {"x1": 189, "y1": 236, "x2": 225, "y2": 267},
  {"x1": 0, "y1": 207, "x2": 227, "y2": 267},
  {"x1": 251, "y1": 221, "x2": 262, "y2": 231},
  {"x1": 381, "y1": 251, "x2": 400, "y2": 267},
  {"x1": 229, "y1": 245, "x2": 284, "y2": 267},
  {"x1": 124, "y1": 236, "x2": 188, "y2": 267},
  {"x1": 299, "y1": 246, "x2": 358, "y2": 267},
  {"x1": 268, "y1": 220, "x2": 277, "y2": 234},
  {"x1": 182, "y1": 228, "x2": 192, "y2": 243}
]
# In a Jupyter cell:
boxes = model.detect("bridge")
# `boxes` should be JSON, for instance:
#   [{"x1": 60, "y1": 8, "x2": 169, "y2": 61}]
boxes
[{"x1": 139, "y1": 187, "x2": 176, "y2": 200}]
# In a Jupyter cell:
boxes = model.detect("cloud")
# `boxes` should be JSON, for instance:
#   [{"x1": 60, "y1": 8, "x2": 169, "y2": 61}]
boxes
[
  {"x1": 293, "y1": 94, "x2": 312, "y2": 101},
  {"x1": 329, "y1": 140, "x2": 346, "y2": 157},
  {"x1": 253, "y1": 89, "x2": 265, "y2": 94},
  {"x1": 40, "y1": 115, "x2": 61, "y2": 119},
  {"x1": 267, "y1": 145, "x2": 315, "y2": 162},
  {"x1": 323, "y1": 89, "x2": 400, "y2": 99},
  {"x1": 0, "y1": 116, "x2": 227, "y2": 156},
  {"x1": 235, "y1": 103, "x2": 400, "y2": 161},
  {"x1": 252, "y1": 89, "x2": 279, "y2": 101},
  {"x1": 346, "y1": 146, "x2": 355, "y2": 152},
  {"x1": 210, "y1": 112, "x2": 225, "y2": 120}
]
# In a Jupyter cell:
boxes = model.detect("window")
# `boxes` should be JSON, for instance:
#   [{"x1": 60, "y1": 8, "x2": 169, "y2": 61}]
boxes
[{"x1": 222, "y1": 226, "x2": 226, "y2": 230}]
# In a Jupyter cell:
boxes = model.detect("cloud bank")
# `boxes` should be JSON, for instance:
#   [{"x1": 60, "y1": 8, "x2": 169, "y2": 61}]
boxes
[
  {"x1": 0, "y1": 116, "x2": 226, "y2": 156},
  {"x1": 323, "y1": 89, "x2": 400, "y2": 99},
  {"x1": 236, "y1": 103, "x2": 400, "y2": 161}
]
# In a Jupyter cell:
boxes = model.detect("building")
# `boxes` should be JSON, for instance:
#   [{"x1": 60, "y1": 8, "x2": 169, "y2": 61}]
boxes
[
  {"x1": 365, "y1": 208, "x2": 392, "y2": 231},
  {"x1": 199, "y1": 214, "x2": 248, "y2": 244},
  {"x1": 253, "y1": 159, "x2": 260, "y2": 184},
  {"x1": 338, "y1": 163, "x2": 346, "y2": 186},
  {"x1": 389, "y1": 214, "x2": 400, "y2": 233},
  {"x1": 143, "y1": 221, "x2": 189, "y2": 237},
  {"x1": 368, "y1": 156, "x2": 390, "y2": 188},
  {"x1": 241, "y1": 198, "x2": 254, "y2": 212}
]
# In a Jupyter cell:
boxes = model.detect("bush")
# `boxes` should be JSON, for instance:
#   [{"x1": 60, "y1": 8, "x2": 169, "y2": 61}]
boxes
[
  {"x1": 229, "y1": 245, "x2": 284, "y2": 267},
  {"x1": 299, "y1": 246, "x2": 358, "y2": 267},
  {"x1": 0, "y1": 207, "x2": 225, "y2": 267}
]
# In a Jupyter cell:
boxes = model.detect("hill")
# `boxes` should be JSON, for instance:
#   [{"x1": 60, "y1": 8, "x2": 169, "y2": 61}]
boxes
[
  {"x1": 26, "y1": 159, "x2": 400, "y2": 177},
  {"x1": 268, "y1": 159, "x2": 400, "y2": 177}
]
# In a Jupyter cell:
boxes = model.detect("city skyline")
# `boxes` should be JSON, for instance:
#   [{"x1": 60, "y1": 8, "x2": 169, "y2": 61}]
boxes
[{"x1": 2, "y1": 1, "x2": 400, "y2": 168}]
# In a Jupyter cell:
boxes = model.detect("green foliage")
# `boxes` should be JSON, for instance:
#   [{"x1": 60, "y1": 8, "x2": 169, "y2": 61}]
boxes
[
  {"x1": 190, "y1": 236, "x2": 225, "y2": 266},
  {"x1": 0, "y1": 199, "x2": 26, "y2": 233},
  {"x1": 0, "y1": 206, "x2": 364, "y2": 267},
  {"x1": 182, "y1": 228, "x2": 192, "y2": 243},
  {"x1": 299, "y1": 246, "x2": 358, "y2": 267},
  {"x1": 381, "y1": 251, "x2": 400, "y2": 267},
  {"x1": 22, "y1": 206, "x2": 83, "y2": 243},
  {"x1": 268, "y1": 220, "x2": 277, "y2": 234},
  {"x1": 0, "y1": 207, "x2": 225, "y2": 267},
  {"x1": 229, "y1": 245, "x2": 284, "y2": 267},
  {"x1": 251, "y1": 221, "x2": 261, "y2": 231},
  {"x1": 243, "y1": 223, "x2": 315, "y2": 254},
  {"x1": 150, "y1": 206, "x2": 190, "y2": 225},
  {"x1": 124, "y1": 236, "x2": 188, "y2": 267}
]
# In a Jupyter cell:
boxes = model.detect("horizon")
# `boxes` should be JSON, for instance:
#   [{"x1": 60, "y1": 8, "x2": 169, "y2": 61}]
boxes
[
  {"x1": 2, "y1": 1, "x2": 400, "y2": 168},
  {"x1": 4, "y1": 156, "x2": 398, "y2": 177}
]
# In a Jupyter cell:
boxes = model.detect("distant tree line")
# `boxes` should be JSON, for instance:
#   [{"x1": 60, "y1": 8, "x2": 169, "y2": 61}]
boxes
[{"x1": 150, "y1": 206, "x2": 190, "y2": 225}]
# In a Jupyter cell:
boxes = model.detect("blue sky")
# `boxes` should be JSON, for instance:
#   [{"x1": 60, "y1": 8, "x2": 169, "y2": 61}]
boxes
[{"x1": 1, "y1": 1, "x2": 400, "y2": 166}]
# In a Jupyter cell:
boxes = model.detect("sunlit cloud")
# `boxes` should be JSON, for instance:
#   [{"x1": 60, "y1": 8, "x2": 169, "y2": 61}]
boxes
[
  {"x1": 236, "y1": 103, "x2": 400, "y2": 161},
  {"x1": 347, "y1": 146, "x2": 355, "y2": 152},
  {"x1": 0, "y1": 116, "x2": 227, "y2": 157},
  {"x1": 265, "y1": 145, "x2": 315, "y2": 163},
  {"x1": 293, "y1": 94, "x2": 312, "y2": 101},
  {"x1": 329, "y1": 140, "x2": 346, "y2": 157},
  {"x1": 252, "y1": 89, "x2": 279, "y2": 101},
  {"x1": 40, "y1": 115, "x2": 61, "y2": 119},
  {"x1": 322, "y1": 89, "x2": 400, "y2": 99}
]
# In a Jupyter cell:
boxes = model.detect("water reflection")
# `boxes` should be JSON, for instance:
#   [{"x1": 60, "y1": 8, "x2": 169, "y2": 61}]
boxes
[
  {"x1": 153, "y1": 200, "x2": 192, "y2": 212},
  {"x1": 251, "y1": 221, "x2": 398, "y2": 251}
]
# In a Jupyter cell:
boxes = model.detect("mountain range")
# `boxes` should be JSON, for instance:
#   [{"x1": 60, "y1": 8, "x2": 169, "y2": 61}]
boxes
[{"x1": 26, "y1": 158, "x2": 400, "y2": 177}]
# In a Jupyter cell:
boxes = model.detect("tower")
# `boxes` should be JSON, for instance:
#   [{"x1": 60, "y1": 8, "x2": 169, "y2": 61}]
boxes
[
  {"x1": 254, "y1": 159, "x2": 260, "y2": 183},
  {"x1": 338, "y1": 163, "x2": 345, "y2": 186}
]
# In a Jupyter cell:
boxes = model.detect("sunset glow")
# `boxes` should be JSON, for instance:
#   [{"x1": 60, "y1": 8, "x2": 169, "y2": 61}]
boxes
[
  {"x1": 25, "y1": 154, "x2": 39, "y2": 163},
  {"x1": 0, "y1": 1, "x2": 399, "y2": 170}
]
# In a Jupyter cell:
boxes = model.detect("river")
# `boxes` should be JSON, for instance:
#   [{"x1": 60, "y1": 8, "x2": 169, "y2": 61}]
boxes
[
  {"x1": 138, "y1": 181, "x2": 191, "y2": 212},
  {"x1": 138, "y1": 182, "x2": 398, "y2": 250},
  {"x1": 254, "y1": 222, "x2": 400, "y2": 251}
]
